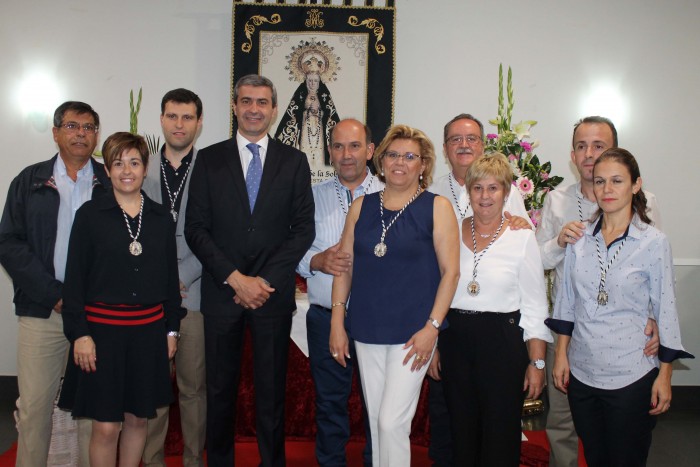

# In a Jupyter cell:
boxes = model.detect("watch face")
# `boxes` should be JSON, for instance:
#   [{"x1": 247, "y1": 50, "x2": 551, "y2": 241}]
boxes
[{"x1": 534, "y1": 359, "x2": 545, "y2": 370}]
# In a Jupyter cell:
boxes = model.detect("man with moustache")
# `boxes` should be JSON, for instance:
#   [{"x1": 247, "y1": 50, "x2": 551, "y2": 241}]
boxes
[
  {"x1": 297, "y1": 118, "x2": 379, "y2": 466},
  {"x1": 0, "y1": 102, "x2": 110, "y2": 467},
  {"x1": 185, "y1": 74, "x2": 314, "y2": 466},
  {"x1": 142, "y1": 88, "x2": 205, "y2": 467},
  {"x1": 536, "y1": 116, "x2": 661, "y2": 467},
  {"x1": 427, "y1": 113, "x2": 531, "y2": 466}
]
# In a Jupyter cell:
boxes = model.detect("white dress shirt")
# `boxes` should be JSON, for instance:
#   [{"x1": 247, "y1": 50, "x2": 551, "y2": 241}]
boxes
[{"x1": 236, "y1": 132, "x2": 269, "y2": 178}]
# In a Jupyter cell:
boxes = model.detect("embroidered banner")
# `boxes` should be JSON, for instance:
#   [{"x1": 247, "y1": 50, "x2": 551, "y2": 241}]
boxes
[{"x1": 231, "y1": 0, "x2": 396, "y2": 184}]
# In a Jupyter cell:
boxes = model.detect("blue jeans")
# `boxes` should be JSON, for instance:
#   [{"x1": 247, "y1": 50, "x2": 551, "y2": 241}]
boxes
[{"x1": 307, "y1": 304, "x2": 372, "y2": 466}]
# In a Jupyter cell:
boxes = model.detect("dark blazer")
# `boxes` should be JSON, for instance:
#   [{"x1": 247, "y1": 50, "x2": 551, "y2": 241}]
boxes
[
  {"x1": 0, "y1": 155, "x2": 111, "y2": 318},
  {"x1": 185, "y1": 136, "x2": 315, "y2": 316}
]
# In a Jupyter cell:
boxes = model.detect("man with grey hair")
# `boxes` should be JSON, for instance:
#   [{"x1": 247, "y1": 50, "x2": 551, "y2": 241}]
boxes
[
  {"x1": 0, "y1": 101, "x2": 109, "y2": 467},
  {"x1": 186, "y1": 74, "x2": 315, "y2": 466},
  {"x1": 536, "y1": 115, "x2": 661, "y2": 467}
]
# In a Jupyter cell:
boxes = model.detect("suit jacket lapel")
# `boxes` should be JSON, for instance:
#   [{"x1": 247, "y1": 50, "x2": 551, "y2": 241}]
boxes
[{"x1": 223, "y1": 139, "x2": 250, "y2": 211}]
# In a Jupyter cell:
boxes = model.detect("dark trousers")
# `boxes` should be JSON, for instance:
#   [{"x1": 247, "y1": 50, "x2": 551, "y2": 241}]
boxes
[
  {"x1": 307, "y1": 304, "x2": 372, "y2": 466},
  {"x1": 568, "y1": 368, "x2": 658, "y2": 467},
  {"x1": 428, "y1": 377, "x2": 453, "y2": 466},
  {"x1": 203, "y1": 308, "x2": 293, "y2": 467},
  {"x1": 439, "y1": 310, "x2": 528, "y2": 467}
]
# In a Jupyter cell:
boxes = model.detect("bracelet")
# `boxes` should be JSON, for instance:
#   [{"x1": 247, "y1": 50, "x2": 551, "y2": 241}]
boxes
[{"x1": 331, "y1": 302, "x2": 346, "y2": 308}]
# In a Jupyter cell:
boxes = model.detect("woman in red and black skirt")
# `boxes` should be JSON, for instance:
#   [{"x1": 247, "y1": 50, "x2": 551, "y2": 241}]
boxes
[{"x1": 59, "y1": 132, "x2": 185, "y2": 466}]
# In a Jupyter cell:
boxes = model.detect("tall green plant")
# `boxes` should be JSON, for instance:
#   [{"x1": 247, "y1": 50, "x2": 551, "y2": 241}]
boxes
[{"x1": 129, "y1": 87, "x2": 160, "y2": 154}]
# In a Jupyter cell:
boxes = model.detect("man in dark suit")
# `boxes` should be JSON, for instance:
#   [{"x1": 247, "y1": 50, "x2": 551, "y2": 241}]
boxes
[{"x1": 185, "y1": 74, "x2": 315, "y2": 466}]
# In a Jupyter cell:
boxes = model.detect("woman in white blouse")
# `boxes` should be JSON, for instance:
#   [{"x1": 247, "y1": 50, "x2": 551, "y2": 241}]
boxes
[
  {"x1": 549, "y1": 148, "x2": 693, "y2": 466},
  {"x1": 432, "y1": 153, "x2": 551, "y2": 466}
]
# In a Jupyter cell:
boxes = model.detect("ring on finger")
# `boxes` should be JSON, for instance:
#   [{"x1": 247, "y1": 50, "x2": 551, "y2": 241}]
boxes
[{"x1": 332, "y1": 352, "x2": 338, "y2": 358}]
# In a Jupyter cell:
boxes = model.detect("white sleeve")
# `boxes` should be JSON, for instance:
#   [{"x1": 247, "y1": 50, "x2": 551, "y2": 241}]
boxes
[
  {"x1": 518, "y1": 232, "x2": 553, "y2": 342},
  {"x1": 535, "y1": 193, "x2": 566, "y2": 270},
  {"x1": 505, "y1": 188, "x2": 534, "y2": 227}
]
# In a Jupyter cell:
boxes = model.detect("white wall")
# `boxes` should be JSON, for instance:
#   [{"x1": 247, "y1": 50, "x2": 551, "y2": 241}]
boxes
[{"x1": 0, "y1": 0, "x2": 698, "y2": 382}]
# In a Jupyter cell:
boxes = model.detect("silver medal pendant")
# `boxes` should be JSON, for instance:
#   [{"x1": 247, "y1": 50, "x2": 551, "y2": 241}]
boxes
[
  {"x1": 129, "y1": 240, "x2": 143, "y2": 256},
  {"x1": 171, "y1": 209, "x2": 178, "y2": 222},
  {"x1": 597, "y1": 289, "x2": 608, "y2": 306},
  {"x1": 374, "y1": 242, "x2": 387, "y2": 257},
  {"x1": 467, "y1": 280, "x2": 480, "y2": 296}
]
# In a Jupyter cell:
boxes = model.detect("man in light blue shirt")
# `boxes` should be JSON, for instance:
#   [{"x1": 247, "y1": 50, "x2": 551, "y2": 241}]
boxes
[
  {"x1": 0, "y1": 101, "x2": 110, "y2": 466},
  {"x1": 297, "y1": 118, "x2": 382, "y2": 466}
]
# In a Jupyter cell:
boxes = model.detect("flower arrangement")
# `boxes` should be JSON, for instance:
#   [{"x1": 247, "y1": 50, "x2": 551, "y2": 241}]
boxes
[{"x1": 485, "y1": 65, "x2": 563, "y2": 227}]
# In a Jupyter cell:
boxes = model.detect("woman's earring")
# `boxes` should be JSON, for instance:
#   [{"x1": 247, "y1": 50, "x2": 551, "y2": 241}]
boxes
[
  {"x1": 381, "y1": 169, "x2": 385, "y2": 177},
  {"x1": 419, "y1": 173, "x2": 424, "y2": 181}
]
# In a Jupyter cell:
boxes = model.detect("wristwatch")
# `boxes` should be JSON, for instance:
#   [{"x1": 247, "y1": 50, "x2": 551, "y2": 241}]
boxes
[
  {"x1": 530, "y1": 359, "x2": 545, "y2": 370},
  {"x1": 427, "y1": 317, "x2": 441, "y2": 330},
  {"x1": 167, "y1": 331, "x2": 181, "y2": 340}
]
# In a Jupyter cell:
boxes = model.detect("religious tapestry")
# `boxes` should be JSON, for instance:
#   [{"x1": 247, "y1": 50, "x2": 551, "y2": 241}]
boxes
[{"x1": 231, "y1": 0, "x2": 396, "y2": 184}]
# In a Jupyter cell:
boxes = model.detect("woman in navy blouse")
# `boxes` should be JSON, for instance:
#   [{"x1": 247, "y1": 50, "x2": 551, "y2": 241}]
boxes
[
  {"x1": 329, "y1": 125, "x2": 459, "y2": 466},
  {"x1": 549, "y1": 148, "x2": 693, "y2": 466}
]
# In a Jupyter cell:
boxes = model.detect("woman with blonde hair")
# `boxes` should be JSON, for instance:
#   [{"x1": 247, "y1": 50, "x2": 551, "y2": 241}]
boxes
[
  {"x1": 435, "y1": 153, "x2": 551, "y2": 466},
  {"x1": 330, "y1": 125, "x2": 460, "y2": 466}
]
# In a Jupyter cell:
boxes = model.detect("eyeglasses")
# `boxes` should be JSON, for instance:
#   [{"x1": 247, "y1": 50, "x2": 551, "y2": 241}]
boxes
[
  {"x1": 59, "y1": 122, "x2": 99, "y2": 134},
  {"x1": 446, "y1": 135, "x2": 482, "y2": 146},
  {"x1": 381, "y1": 151, "x2": 422, "y2": 162}
]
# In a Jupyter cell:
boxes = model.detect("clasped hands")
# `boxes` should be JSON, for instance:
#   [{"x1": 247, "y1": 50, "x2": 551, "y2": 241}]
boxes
[{"x1": 228, "y1": 270, "x2": 275, "y2": 309}]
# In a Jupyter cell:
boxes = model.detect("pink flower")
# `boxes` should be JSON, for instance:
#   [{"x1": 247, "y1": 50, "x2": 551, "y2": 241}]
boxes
[
  {"x1": 540, "y1": 171, "x2": 549, "y2": 180},
  {"x1": 508, "y1": 154, "x2": 518, "y2": 162},
  {"x1": 517, "y1": 177, "x2": 534, "y2": 195},
  {"x1": 529, "y1": 209, "x2": 542, "y2": 227},
  {"x1": 487, "y1": 133, "x2": 498, "y2": 140},
  {"x1": 521, "y1": 141, "x2": 532, "y2": 152}
]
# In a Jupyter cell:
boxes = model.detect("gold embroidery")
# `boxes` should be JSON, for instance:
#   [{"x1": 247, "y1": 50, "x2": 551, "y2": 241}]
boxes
[
  {"x1": 347, "y1": 16, "x2": 386, "y2": 54},
  {"x1": 305, "y1": 9, "x2": 325, "y2": 29},
  {"x1": 241, "y1": 14, "x2": 282, "y2": 53}
]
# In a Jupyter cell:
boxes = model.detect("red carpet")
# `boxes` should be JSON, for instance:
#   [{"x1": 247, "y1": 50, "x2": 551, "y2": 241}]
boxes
[{"x1": 0, "y1": 430, "x2": 586, "y2": 466}]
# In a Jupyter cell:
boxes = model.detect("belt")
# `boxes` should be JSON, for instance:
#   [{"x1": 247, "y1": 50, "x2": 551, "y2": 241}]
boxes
[{"x1": 450, "y1": 308, "x2": 484, "y2": 315}]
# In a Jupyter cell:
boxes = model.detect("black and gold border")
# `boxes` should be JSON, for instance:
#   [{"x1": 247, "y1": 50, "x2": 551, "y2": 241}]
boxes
[{"x1": 230, "y1": 0, "x2": 396, "y2": 146}]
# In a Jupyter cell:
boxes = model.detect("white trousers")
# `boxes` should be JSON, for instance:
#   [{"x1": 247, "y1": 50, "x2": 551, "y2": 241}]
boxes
[{"x1": 354, "y1": 342, "x2": 432, "y2": 467}]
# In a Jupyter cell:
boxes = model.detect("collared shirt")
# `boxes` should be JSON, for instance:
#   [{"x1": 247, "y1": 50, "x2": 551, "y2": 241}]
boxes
[
  {"x1": 536, "y1": 182, "x2": 662, "y2": 301},
  {"x1": 451, "y1": 225, "x2": 552, "y2": 343},
  {"x1": 429, "y1": 172, "x2": 533, "y2": 226},
  {"x1": 236, "y1": 132, "x2": 269, "y2": 179},
  {"x1": 159, "y1": 147, "x2": 194, "y2": 220},
  {"x1": 297, "y1": 169, "x2": 384, "y2": 309},
  {"x1": 550, "y1": 215, "x2": 692, "y2": 390},
  {"x1": 53, "y1": 155, "x2": 94, "y2": 282}
]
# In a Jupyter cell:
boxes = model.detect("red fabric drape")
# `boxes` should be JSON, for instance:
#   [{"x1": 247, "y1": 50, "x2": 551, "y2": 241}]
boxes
[{"x1": 165, "y1": 330, "x2": 431, "y2": 455}]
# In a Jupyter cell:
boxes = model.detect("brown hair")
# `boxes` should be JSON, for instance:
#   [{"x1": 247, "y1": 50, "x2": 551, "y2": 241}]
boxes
[
  {"x1": 593, "y1": 147, "x2": 651, "y2": 224},
  {"x1": 101, "y1": 132, "x2": 149, "y2": 170}
]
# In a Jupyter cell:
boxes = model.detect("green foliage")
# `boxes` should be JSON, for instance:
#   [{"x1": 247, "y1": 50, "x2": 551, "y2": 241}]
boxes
[{"x1": 485, "y1": 65, "x2": 564, "y2": 226}]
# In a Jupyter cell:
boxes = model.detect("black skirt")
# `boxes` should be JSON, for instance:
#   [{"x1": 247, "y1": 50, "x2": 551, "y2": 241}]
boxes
[{"x1": 58, "y1": 304, "x2": 173, "y2": 422}]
